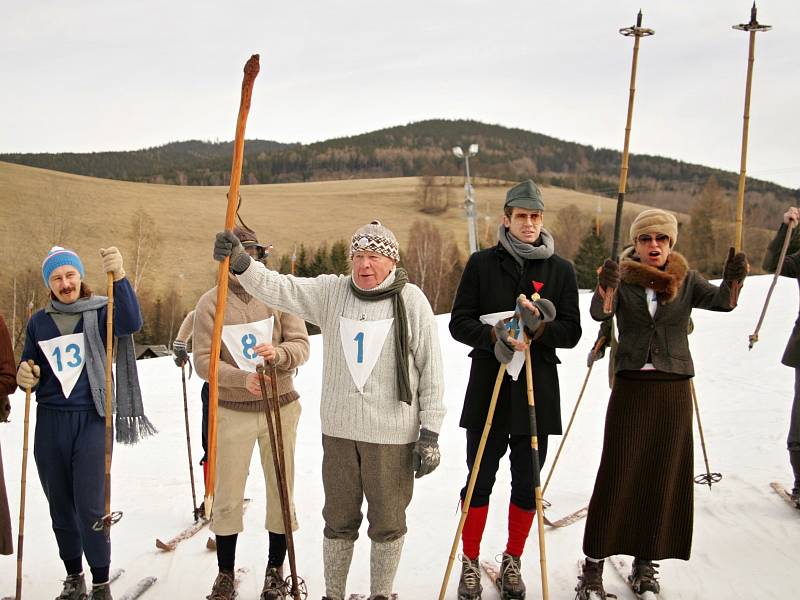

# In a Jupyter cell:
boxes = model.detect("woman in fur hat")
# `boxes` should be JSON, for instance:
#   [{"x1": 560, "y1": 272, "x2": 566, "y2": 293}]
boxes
[{"x1": 574, "y1": 209, "x2": 748, "y2": 600}]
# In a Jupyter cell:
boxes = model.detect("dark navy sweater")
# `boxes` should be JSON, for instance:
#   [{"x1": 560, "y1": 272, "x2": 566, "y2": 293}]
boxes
[{"x1": 21, "y1": 279, "x2": 143, "y2": 411}]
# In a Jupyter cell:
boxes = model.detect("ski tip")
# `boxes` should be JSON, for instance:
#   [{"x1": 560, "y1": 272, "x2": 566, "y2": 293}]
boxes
[{"x1": 155, "y1": 538, "x2": 175, "y2": 552}]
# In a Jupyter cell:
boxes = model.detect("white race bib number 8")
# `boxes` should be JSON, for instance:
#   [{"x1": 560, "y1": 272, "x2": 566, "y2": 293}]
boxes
[{"x1": 222, "y1": 317, "x2": 275, "y2": 372}]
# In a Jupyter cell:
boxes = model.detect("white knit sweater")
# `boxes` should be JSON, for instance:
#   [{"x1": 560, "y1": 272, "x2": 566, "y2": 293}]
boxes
[{"x1": 237, "y1": 262, "x2": 446, "y2": 444}]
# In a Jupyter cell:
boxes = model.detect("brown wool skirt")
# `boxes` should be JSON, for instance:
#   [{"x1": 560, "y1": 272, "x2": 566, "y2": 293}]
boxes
[
  {"x1": 0, "y1": 443, "x2": 13, "y2": 555},
  {"x1": 582, "y1": 370, "x2": 693, "y2": 561}
]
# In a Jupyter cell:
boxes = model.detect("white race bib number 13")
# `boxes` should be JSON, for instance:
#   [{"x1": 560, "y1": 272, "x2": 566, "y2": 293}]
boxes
[
  {"x1": 38, "y1": 333, "x2": 87, "y2": 398},
  {"x1": 339, "y1": 317, "x2": 394, "y2": 393},
  {"x1": 221, "y1": 317, "x2": 275, "y2": 372}
]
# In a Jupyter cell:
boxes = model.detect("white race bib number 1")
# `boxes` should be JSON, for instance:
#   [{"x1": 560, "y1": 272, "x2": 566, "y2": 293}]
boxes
[
  {"x1": 339, "y1": 317, "x2": 394, "y2": 393},
  {"x1": 221, "y1": 317, "x2": 275, "y2": 373},
  {"x1": 38, "y1": 333, "x2": 87, "y2": 398}
]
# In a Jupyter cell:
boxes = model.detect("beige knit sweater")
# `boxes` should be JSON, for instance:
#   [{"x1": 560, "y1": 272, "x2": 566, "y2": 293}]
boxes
[
  {"x1": 237, "y1": 262, "x2": 446, "y2": 444},
  {"x1": 193, "y1": 279, "x2": 309, "y2": 408}
]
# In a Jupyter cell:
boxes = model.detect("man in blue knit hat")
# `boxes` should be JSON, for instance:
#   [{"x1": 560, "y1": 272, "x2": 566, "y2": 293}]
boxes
[{"x1": 18, "y1": 245, "x2": 150, "y2": 600}]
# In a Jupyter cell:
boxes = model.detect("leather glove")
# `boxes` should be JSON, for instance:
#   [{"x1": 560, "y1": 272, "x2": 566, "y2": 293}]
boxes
[
  {"x1": 493, "y1": 319, "x2": 516, "y2": 364},
  {"x1": 598, "y1": 259, "x2": 620, "y2": 289},
  {"x1": 173, "y1": 340, "x2": 189, "y2": 367},
  {"x1": 16, "y1": 362, "x2": 40, "y2": 389},
  {"x1": 214, "y1": 231, "x2": 251, "y2": 274},
  {"x1": 519, "y1": 298, "x2": 556, "y2": 334},
  {"x1": 722, "y1": 247, "x2": 748, "y2": 283},
  {"x1": 413, "y1": 428, "x2": 441, "y2": 478},
  {"x1": 99, "y1": 247, "x2": 126, "y2": 281},
  {"x1": 587, "y1": 345, "x2": 606, "y2": 367}
]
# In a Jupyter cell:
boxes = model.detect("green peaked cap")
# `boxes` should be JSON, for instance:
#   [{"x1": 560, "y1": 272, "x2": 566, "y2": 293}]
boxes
[{"x1": 505, "y1": 179, "x2": 544, "y2": 211}]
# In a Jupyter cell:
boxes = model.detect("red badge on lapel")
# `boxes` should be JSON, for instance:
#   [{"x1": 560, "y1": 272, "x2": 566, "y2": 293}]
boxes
[{"x1": 531, "y1": 280, "x2": 544, "y2": 301}]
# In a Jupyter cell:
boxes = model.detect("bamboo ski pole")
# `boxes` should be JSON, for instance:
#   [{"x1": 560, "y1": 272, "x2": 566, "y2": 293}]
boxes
[
  {"x1": 93, "y1": 272, "x2": 122, "y2": 535},
  {"x1": 603, "y1": 10, "x2": 654, "y2": 314},
  {"x1": 690, "y1": 380, "x2": 721, "y2": 488},
  {"x1": 439, "y1": 363, "x2": 507, "y2": 600},
  {"x1": 731, "y1": 4, "x2": 771, "y2": 307},
  {"x1": 257, "y1": 362, "x2": 304, "y2": 600},
  {"x1": 181, "y1": 364, "x2": 200, "y2": 521},
  {"x1": 542, "y1": 336, "x2": 606, "y2": 497},
  {"x1": 14, "y1": 371, "x2": 33, "y2": 600},
  {"x1": 523, "y1": 336, "x2": 549, "y2": 600},
  {"x1": 205, "y1": 54, "x2": 260, "y2": 519},
  {"x1": 749, "y1": 220, "x2": 795, "y2": 349}
]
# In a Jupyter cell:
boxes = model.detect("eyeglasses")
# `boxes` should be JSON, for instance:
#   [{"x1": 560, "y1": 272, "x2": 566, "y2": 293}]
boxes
[
  {"x1": 244, "y1": 244, "x2": 269, "y2": 260},
  {"x1": 636, "y1": 234, "x2": 670, "y2": 244}
]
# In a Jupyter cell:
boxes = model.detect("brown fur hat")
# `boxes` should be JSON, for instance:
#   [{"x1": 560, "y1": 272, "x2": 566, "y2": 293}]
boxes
[{"x1": 629, "y1": 208, "x2": 679, "y2": 248}]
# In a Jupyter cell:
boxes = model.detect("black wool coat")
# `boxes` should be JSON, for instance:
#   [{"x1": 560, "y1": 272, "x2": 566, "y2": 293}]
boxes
[{"x1": 449, "y1": 243, "x2": 582, "y2": 436}]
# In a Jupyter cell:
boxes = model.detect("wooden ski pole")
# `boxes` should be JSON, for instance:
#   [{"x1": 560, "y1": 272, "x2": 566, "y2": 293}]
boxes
[
  {"x1": 603, "y1": 10, "x2": 654, "y2": 314},
  {"x1": 93, "y1": 272, "x2": 122, "y2": 535},
  {"x1": 690, "y1": 379, "x2": 722, "y2": 488},
  {"x1": 14, "y1": 370, "x2": 33, "y2": 600},
  {"x1": 731, "y1": 4, "x2": 771, "y2": 306},
  {"x1": 542, "y1": 336, "x2": 606, "y2": 497},
  {"x1": 205, "y1": 54, "x2": 260, "y2": 519},
  {"x1": 257, "y1": 363, "x2": 304, "y2": 600},
  {"x1": 439, "y1": 363, "x2": 507, "y2": 600},
  {"x1": 749, "y1": 222, "x2": 794, "y2": 349},
  {"x1": 181, "y1": 364, "x2": 200, "y2": 521},
  {"x1": 523, "y1": 336, "x2": 549, "y2": 600}
]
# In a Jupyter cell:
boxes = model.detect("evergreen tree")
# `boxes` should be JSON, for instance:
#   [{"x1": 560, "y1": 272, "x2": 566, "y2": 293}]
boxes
[
  {"x1": 330, "y1": 240, "x2": 350, "y2": 274},
  {"x1": 574, "y1": 229, "x2": 608, "y2": 289},
  {"x1": 310, "y1": 244, "x2": 332, "y2": 276}
]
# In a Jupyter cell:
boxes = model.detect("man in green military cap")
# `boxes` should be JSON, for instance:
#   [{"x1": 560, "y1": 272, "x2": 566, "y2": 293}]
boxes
[{"x1": 449, "y1": 179, "x2": 582, "y2": 599}]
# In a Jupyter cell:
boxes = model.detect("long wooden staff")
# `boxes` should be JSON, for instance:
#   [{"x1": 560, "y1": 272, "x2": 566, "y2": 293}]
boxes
[
  {"x1": 204, "y1": 54, "x2": 260, "y2": 518},
  {"x1": 523, "y1": 337, "x2": 549, "y2": 600},
  {"x1": 92, "y1": 273, "x2": 122, "y2": 535},
  {"x1": 181, "y1": 364, "x2": 200, "y2": 521},
  {"x1": 749, "y1": 221, "x2": 795, "y2": 349},
  {"x1": 14, "y1": 369, "x2": 33, "y2": 599},
  {"x1": 257, "y1": 363, "x2": 303, "y2": 600},
  {"x1": 603, "y1": 10, "x2": 654, "y2": 314},
  {"x1": 439, "y1": 364, "x2": 506, "y2": 600},
  {"x1": 731, "y1": 4, "x2": 771, "y2": 306}
]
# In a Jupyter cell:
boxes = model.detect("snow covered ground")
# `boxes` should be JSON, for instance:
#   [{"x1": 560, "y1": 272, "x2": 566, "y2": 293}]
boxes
[{"x1": 1, "y1": 274, "x2": 799, "y2": 599}]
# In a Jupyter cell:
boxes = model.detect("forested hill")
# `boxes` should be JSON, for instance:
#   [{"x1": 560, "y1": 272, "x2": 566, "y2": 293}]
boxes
[{"x1": 2, "y1": 119, "x2": 796, "y2": 226}]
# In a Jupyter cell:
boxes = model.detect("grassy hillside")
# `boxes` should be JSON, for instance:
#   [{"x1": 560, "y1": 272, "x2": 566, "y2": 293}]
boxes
[{"x1": 0, "y1": 161, "x2": 657, "y2": 308}]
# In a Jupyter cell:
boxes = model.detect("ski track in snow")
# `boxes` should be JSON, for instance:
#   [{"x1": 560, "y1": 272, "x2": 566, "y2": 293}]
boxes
[{"x1": 1, "y1": 275, "x2": 799, "y2": 598}]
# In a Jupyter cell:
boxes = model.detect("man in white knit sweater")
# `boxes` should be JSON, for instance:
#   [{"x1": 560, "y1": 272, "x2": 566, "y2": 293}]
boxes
[{"x1": 214, "y1": 220, "x2": 446, "y2": 600}]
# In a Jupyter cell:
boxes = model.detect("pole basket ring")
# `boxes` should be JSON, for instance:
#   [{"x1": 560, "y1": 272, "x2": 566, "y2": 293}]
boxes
[
  {"x1": 283, "y1": 575, "x2": 308, "y2": 600},
  {"x1": 92, "y1": 510, "x2": 123, "y2": 531},
  {"x1": 540, "y1": 497, "x2": 552, "y2": 510},
  {"x1": 694, "y1": 472, "x2": 722, "y2": 486},
  {"x1": 619, "y1": 26, "x2": 655, "y2": 37},
  {"x1": 732, "y1": 23, "x2": 771, "y2": 33},
  {"x1": 748, "y1": 334, "x2": 759, "y2": 350}
]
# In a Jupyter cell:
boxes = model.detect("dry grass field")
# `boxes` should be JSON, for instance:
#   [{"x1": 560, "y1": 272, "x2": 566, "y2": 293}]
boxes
[{"x1": 0, "y1": 160, "x2": 660, "y2": 309}]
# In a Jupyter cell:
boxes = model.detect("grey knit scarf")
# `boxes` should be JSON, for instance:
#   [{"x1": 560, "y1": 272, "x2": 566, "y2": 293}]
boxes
[
  {"x1": 49, "y1": 296, "x2": 156, "y2": 444},
  {"x1": 349, "y1": 268, "x2": 412, "y2": 405},
  {"x1": 498, "y1": 225, "x2": 555, "y2": 266}
]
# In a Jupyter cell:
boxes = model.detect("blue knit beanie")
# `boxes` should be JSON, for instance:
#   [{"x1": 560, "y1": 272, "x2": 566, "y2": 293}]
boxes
[{"x1": 42, "y1": 246, "x2": 85, "y2": 287}]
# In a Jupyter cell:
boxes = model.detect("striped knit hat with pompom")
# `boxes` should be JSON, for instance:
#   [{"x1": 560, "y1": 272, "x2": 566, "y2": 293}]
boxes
[
  {"x1": 41, "y1": 246, "x2": 85, "y2": 286},
  {"x1": 350, "y1": 220, "x2": 400, "y2": 262}
]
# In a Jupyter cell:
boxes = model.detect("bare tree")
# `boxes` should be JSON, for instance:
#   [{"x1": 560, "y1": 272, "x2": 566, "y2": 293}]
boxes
[
  {"x1": 550, "y1": 204, "x2": 590, "y2": 261},
  {"x1": 128, "y1": 208, "x2": 162, "y2": 292},
  {"x1": 404, "y1": 220, "x2": 464, "y2": 314},
  {"x1": 415, "y1": 175, "x2": 452, "y2": 215}
]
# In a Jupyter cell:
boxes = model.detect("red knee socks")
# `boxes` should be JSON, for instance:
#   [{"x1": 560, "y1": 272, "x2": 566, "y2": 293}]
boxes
[
  {"x1": 461, "y1": 503, "x2": 489, "y2": 560},
  {"x1": 506, "y1": 502, "x2": 535, "y2": 557}
]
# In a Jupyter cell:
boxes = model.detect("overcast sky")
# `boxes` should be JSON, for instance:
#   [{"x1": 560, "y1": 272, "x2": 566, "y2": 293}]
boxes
[{"x1": 2, "y1": 1, "x2": 798, "y2": 189}]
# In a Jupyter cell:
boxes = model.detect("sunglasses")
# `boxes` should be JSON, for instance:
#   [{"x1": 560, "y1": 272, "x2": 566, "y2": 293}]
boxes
[{"x1": 637, "y1": 234, "x2": 670, "y2": 244}]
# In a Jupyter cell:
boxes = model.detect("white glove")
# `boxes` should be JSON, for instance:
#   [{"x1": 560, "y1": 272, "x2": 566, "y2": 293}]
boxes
[
  {"x1": 99, "y1": 247, "x2": 126, "y2": 281},
  {"x1": 17, "y1": 362, "x2": 40, "y2": 389}
]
